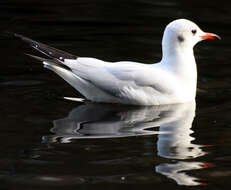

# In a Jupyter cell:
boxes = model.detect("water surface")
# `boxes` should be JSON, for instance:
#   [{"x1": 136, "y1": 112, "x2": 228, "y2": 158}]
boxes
[{"x1": 1, "y1": 0, "x2": 231, "y2": 189}]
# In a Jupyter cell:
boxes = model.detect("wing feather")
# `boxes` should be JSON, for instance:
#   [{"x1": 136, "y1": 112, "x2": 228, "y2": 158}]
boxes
[
  {"x1": 66, "y1": 59, "x2": 173, "y2": 98},
  {"x1": 15, "y1": 33, "x2": 77, "y2": 62}
]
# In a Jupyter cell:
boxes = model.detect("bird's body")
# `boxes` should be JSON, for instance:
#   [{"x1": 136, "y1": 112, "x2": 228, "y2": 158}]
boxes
[
  {"x1": 44, "y1": 58, "x2": 195, "y2": 105},
  {"x1": 16, "y1": 19, "x2": 220, "y2": 105}
]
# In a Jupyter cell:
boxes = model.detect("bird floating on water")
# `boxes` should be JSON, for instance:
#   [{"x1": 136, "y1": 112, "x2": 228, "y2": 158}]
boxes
[{"x1": 15, "y1": 19, "x2": 220, "y2": 105}]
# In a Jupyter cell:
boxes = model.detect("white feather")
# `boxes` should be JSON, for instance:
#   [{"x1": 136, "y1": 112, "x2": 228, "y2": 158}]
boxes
[{"x1": 40, "y1": 19, "x2": 219, "y2": 105}]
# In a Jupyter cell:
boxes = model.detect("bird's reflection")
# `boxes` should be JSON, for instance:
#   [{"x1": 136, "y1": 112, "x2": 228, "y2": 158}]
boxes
[{"x1": 43, "y1": 100, "x2": 211, "y2": 186}]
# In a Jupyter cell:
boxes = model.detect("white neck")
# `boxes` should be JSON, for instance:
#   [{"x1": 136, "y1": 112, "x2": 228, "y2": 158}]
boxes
[
  {"x1": 160, "y1": 40, "x2": 198, "y2": 100},
  {"x1": 161, "y1": 37, "x2": 197, "y2": 79}
]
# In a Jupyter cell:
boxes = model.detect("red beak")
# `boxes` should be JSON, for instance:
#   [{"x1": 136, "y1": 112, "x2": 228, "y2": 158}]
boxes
[{"x1": 201, "y1": 32, "x2": 221, "y2": 40}]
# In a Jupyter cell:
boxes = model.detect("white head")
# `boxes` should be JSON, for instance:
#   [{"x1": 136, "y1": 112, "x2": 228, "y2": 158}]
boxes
[{"x1": 162, "y1": 19, "x2": 220, "y2": 58}]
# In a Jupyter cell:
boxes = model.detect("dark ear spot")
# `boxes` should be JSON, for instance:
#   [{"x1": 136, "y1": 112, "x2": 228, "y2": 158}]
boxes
[{"x1": 178, "y1": 35, "x2": 184, "y2": 42}]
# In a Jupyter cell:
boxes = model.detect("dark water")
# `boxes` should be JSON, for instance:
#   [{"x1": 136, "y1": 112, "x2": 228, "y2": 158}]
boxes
[{"x1": 1, "y1": 0, "x2": 231, "y2": 189}]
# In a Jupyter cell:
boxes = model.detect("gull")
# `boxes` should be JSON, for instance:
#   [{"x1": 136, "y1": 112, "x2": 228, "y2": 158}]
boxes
[{"x1": 15, "y1": 19, "x2": 220, "y2": 105}]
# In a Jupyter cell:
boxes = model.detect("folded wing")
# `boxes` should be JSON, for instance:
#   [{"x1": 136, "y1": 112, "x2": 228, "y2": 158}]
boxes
[{"x1": 16, "y1": 34, "x2": 174, "y2": 105}]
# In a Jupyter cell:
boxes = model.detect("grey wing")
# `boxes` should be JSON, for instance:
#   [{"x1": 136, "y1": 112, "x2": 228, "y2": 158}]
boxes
[
  {"x1": 66, "y1": 59, "x2": 171, "y2": 98},
  {"x1": 109, "y1": 62, "x2": 175, "y2": 94},
  {"x1": 68, "y1": 59, "x2": 126, "y2": 98}
]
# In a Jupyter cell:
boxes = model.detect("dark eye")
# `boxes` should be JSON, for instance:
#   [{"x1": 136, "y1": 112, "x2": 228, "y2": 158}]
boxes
[{"x1": 191, "y1": 29, "x2": 197, "y2": 35}]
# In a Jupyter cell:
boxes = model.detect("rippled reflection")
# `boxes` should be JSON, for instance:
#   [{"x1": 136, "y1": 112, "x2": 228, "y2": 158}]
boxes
[{"x1": 43, "y1": 101, "x2": 210, "y2": 186}]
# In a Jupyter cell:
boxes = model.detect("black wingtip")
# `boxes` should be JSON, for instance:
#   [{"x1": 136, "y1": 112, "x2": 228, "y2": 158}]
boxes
[
  {"x1": 13, "y1": 33, "x2": 25, "y2": 39},
  {"x1": 14, "y1": 33, "x2": 78, "y2": 62},
  {"x1": 25, "y1": 53, "x2": 72, "y2": 71},
  {"x1": 14, "y1": 33, "x2": 26, "y2": 40},
  {"x1": 14, "y1": 33, "x2": 21, "y2": 38},
  {"x1": 14, "y1": 33, "x2": 39, "y2": 47}
]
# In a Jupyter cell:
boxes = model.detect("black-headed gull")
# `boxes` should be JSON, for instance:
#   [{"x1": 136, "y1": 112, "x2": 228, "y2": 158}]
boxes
[{"x1": 16, "y1": 19, "x2": 220, "y2": 105}]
